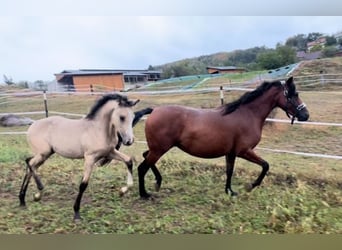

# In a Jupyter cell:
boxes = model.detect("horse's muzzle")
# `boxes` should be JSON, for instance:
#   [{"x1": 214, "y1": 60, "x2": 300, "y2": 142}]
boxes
[
  {"x1": 297, "y1": 109, "x2": 309, "y2": 121},
  {"x1": 122, "y1": 138, "x2": 134, "y2": 146}
]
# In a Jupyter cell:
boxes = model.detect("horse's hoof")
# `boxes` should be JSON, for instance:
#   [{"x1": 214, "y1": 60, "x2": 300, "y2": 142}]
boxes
[
  {"x1": 140, "y1": 193, "x2": 152, "y2": 200},
  {"x1": 73, "y1": 213, "x2": 82, "y2": 223},
  {"x1": 244, "y1": 183, "x2": 254, "y2": 192},
  {"x1": 155, "y1": 183, "x2": 161, "y2": 192},
  {"x1": 231, "y1": 191, "x2": 238, "y2": 197}
]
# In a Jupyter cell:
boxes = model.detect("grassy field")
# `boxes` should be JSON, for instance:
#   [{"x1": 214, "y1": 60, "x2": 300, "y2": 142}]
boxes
[{"x1": 0, "y1": 84, "x2": 341, "y2": 234}]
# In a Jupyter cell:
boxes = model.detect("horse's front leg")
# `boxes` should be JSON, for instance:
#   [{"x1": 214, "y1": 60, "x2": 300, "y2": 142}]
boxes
[
  {"x1": 239, "y1": 149, "x2": 269, "y2": 192},
  {"x1": 108, "y1": 149, "x2": 133, "y2": 196},
  {"x1": 225, "y1": 153, "x2": 238, "y2": 196}
]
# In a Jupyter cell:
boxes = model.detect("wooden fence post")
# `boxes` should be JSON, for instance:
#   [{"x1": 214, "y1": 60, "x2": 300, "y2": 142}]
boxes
[
  {"x1": 43, "y1": 90, "x2": 48, "y2": 117},
  {"x1": 220, "y1": 86, "x2": 224, "y2": 105}
]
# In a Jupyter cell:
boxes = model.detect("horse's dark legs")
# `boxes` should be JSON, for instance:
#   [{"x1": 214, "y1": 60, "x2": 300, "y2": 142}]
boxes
[
  {"x1": 225, "y1": 153, "x2": 238, "y2": 196},
  {"x1": 138, "y1": 159, "x2": 151, "y2": 199},
  {"x1": 141, "y1": 150, "x2": 162, "y2": 192},
  {"x1": 151, "y1": 164, "x2": 162, "y2": 192},
  {"x1": 240, "y1": 149, "x2": 269, "y2": 191},
  {"x1": 137, "y1": 163, "x2": 161, "y2": 197}
]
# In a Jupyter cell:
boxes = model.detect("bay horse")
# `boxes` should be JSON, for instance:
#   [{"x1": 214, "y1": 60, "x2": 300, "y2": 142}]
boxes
[
  {"x1": 19, "y1": 93, "x2": 140, "y2": 220},
  {"x1": 137, "y1": 77, "x2": 309, "y2": 199}
]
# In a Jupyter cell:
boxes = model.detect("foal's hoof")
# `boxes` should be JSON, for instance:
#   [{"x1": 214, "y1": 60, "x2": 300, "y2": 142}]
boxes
[
  {"x1": 33, "y1": 192, "x2": 42, "y2": 202},
  {"x1": 119, "y1": 186, "x2": 129, "y2": 197}
]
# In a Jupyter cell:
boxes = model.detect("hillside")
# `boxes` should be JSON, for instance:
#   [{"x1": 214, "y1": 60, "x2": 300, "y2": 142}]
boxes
[
  {"x1": 153, "y1": 47, "x2": 270, "y2": 78},
  {"x1": 292, "y1": 57, "x2": 342, "y2": 76}
]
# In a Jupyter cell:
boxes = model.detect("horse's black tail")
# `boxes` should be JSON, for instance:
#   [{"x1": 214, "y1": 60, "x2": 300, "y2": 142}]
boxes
[{"x1": 132, "y1": 107, "x2": 153, "y2": 127}]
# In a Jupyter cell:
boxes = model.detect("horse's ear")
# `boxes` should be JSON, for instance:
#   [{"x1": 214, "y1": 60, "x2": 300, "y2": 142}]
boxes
[
  {"x1": 285, "y1": 76, "x2": 296, "y2": 94},
  {"x1": 286, "y1": 76, "x2": 293, "y2": 84}
]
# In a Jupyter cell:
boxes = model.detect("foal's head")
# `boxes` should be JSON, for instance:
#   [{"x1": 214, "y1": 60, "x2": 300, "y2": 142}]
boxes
[
  {"x1": 276, "y1": 77, "x2": 309, "y2": 124},
  {"x1": 111, "y1": 95, "x2": 140, "y2": 146}
]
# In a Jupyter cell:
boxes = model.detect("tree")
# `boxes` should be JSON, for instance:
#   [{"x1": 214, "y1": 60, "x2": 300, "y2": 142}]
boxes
[
  {"x1": 325, "y1": 36, "x2": 337, "y2": 46},
  {"x1": 256, "y1": 45, "x2": 296, "y2": 70},
  {"x1": 285, "y1": 34, "x2": 307, "y2": 51},
  {"x1": 276, "y1": 44, "x2": 297, "y2": 65},
  {"x1": 256, "y1": 50, "x2": 282, "y2": 70},
  {"x1": 322, "y1": 46, "x2": 338, "y2": 57},
  {"x1": 307, "y1": 32, "x2": 323, "y2": 42}
]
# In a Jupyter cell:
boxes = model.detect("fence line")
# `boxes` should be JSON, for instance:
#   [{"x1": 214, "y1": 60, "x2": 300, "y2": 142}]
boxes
[{"x1": 1, "y1": 80, "x2": 342, "y2": 161}]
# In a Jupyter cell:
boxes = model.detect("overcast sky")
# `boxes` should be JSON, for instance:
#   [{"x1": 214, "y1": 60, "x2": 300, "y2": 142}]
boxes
[{"x1": 1, "y1": 16, "x2": 342, "y2": 82}]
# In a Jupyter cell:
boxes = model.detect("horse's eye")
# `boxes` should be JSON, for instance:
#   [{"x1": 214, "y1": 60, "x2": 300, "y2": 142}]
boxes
[{"x1": 120, "y1": 116, "x2": 125, "y2": 122}]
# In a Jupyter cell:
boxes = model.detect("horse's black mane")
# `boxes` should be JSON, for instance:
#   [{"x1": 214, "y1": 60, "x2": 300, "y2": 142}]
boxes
[
  {"x1": 221, "y1": 80, "x2": 282, "y2": 115},
  {"x1": 86, "y1": 93, "x2": 133, "y2": 120}
]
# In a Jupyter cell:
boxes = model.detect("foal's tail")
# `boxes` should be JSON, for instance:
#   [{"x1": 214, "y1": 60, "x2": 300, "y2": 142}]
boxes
[{"x1": 132, "y1": 107, "x2": 153, "y2": 126}]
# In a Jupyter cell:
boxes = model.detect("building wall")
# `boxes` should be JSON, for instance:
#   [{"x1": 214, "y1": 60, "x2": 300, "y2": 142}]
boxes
[{"x1": 72, "y1": 74, "x2": 124, "y2": 92}]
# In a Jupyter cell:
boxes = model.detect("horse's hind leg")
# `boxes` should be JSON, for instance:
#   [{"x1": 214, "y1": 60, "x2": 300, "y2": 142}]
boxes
[
  {"x1": 138, "y1": 159, "x2": 151, "y2": 199},
  {"x1": 142, "y1": 150, "x2": 162, "y2": 191},
  {"x1": 138, "y1": 150, "x2": 164, "y2": 199},
  {"x1": 225, "y1": 153, "x2": 238, "y2": 196},
  {"x1": 151, "y1": 164, "x2": 162, "y2": 192}
]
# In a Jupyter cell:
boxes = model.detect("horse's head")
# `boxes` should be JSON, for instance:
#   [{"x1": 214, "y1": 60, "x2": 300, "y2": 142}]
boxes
[
  {"x1": 112, "y1": 97, "x2": 140, "y2": 146},
  {"x1": 277, "y1": 77, "x2": 309, "y2": 124}
]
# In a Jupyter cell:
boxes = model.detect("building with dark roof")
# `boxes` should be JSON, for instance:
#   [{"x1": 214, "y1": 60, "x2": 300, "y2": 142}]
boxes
[{"x1": 54, "y1": 69, "x2": 161, "y2": 92}]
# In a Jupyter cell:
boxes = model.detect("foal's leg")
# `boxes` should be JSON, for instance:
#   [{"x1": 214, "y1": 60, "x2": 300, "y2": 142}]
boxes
[
  {"x1": 240, "y1": 149, "x2": 269, "y2": 192},
  {"x1": 19, "y1": 165, "x2": 32, "y2": 207},
  {"x1": 18, "y1": 154, "x2": 51, "y2": 206},
  {"x1": 108, "y1": 149, "x2": 133, "y2": 195},
  {"x1": 27, "y1": 155, "x2": 48, "y2": 191},
  {"x1": 225, "y1": 153, "x2": 238, "y2": 196},
  {"x1": 73, "y1": 155, "x2": 95, "y2": 221}
]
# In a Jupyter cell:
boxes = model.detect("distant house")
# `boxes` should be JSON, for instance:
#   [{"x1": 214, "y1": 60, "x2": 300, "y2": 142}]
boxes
[
  {"x1": 55, "y1": 69, "x2": 161, "y2": 92},
  {"x1": 206, "y1": 66, "x2": 246, "y2": 74},
  {"x1": 296, "y1": 51, "x2": 322, "y2": 61},
  {"x1": 307, "y1": 37, "x2": 326, "y2": 52}
]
